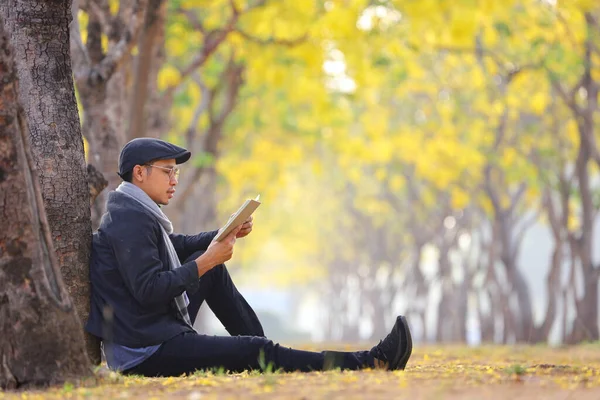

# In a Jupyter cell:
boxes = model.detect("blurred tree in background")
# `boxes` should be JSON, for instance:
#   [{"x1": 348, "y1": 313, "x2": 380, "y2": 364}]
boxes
[{"x1": 73, "y1": 0, "x2": 600, "y2": 345}]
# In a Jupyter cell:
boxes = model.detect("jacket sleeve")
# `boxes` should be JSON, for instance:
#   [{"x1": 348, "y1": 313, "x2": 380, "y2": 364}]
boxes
[
  {"x1": 109, "y1": 213, "x2": 200, "y2": 307},
  {"x1": 169, "y1": 230, "x2": 218, "y2": 262}
]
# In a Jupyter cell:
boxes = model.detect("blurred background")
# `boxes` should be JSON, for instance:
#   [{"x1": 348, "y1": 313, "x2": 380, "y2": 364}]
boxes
[{"x1": 75, "y1": 0, "x2": 600, "y2": 346}]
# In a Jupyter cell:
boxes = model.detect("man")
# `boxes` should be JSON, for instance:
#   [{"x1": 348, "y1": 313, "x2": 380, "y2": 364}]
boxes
[{"x1": 86, "y1": 138, "x2": 412, "y2": 376}]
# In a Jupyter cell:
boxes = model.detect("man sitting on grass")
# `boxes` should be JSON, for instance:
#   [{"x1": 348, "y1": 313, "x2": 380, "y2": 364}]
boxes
[{"x1": 86, "y1": 138, "x2": 412, "y2": 376}]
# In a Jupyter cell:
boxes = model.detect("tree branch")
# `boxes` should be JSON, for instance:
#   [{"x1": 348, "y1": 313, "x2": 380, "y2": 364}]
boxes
[
  {"x1": 556, "y1": 8, "x2": 581, "y2": 51},
  {"x1": 235, "y1": 28, "x2": 308, "y2": 47},
  {"x1": 185, "y1": 75, "x2": 211, "y2": 149},
  {"x1": 161, "y1": 0, "x2": 271, "y2": 104},
  {"x1": 87, "y1": 0, "x2": 145, "y2": 86},
  {"x1": 177, "y1": 7, "x2": 205, "y2": 34},
  {"x1": 513, "y1": 206, "x2": 541, "y2": 254},
  {"x1": 70, "y1": 0, "x2": 91, "y2": 72},
  {"x1": 86, "y1": 5, "x2": 105, "y2": 64},
  {"x1": 214, "y1": 59, "x2": 243, "y2": 124},
  {"x1": 584, "y1": 13, "x2": 600, "y2": 56},
  {"x1": 87, "y1": 0, "x2": 113, "y2": 36},
  {"x1": 128, "y1": 0, "x2": 165, "y2": 139},
  {"x1": 173, "y1": 60, "x2": 244, "y2": 208},
  {"x1": 547, "y1": 72, "x2": 582, "y2": 115},
  {"x1": 508, "y1": 182, "x2": 527, "y2": 215},
  {"x1": 87, "y1": 163, "x2": 108, "y2": 205}
]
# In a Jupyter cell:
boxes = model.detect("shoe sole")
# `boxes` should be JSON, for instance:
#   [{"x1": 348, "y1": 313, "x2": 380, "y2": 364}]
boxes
[{"x1": 392, "y1": 316, "x2": 413, "y2": 370}]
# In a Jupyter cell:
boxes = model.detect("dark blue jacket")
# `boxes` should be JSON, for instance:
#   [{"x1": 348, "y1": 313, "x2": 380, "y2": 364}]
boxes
[{"x1": 85, "y1": 191, "x2": 217, "y2": 347}]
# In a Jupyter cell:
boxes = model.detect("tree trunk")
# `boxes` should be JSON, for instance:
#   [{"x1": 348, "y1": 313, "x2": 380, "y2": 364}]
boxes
[
  {"x1": 436, "y1": 245, "x2": 452, "y2": 342},
  {"x1": 1, "y1": 0, "x2": 99, "y2": 364},
  {"x1": 144, "y1": 5, "x2": 168, "y2": 140},
  {"x1": 0, "y1": 20, "x2": 90, "y2": 388},
  {"x1": 511, "y1": 266, "x2": 535, "y2": 341},
  {"x1": 570, "y1": 277, "x2": 599, "y2": 342},
  {"x1": 75, "y1": 6, "x2": 127, "y2": 230},
  {"x1": 79, "y1": 76, "x2": 125, "y2": 230},
  {"x1": 567, "y1": 136, "x2": 599, "y2": 342},
  {"x1": 128, "y1": 0, "x2": 165, "y2": 139},
  {"x1": 70, "y1": 0, "x2": 148, "y2": 228},
  {"x1": 531, "y1": 190, "x2": 564, "y2": 342},
  {"x1": 455, "y1": 277, "x2": 469, "y2": 342},
  {"x1": 497, "y1": 211, "x2": 534, "y2": 342}
]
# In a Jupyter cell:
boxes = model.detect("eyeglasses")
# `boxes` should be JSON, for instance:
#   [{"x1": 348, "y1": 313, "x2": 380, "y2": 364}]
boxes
[{"x1": 145, "y1": 164, "x2": 180, "y2": 180}]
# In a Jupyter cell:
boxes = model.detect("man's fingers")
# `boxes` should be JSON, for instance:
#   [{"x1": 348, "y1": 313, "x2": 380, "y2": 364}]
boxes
[{"x1": 226, "y1": 225, "x2": 242, "y2": 241}]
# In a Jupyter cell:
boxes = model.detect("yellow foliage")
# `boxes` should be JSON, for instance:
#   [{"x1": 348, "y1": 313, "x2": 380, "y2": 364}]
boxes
[
  {"x1": 388, "y1": 175, "x2": 405, "y2": 192},
  {"x1": 101, "y1": 34, "x2": 108, "y2": 53},
  {"x1": 317, "y1": 4, "x2": 361, "y2": 39},
  {"x1": 78, "y1": 11, "x2": 88, "y2": 43},
  {"x1": 149, "y1": 0, "x2": 600, "y2": 287},
  {"x1": 109, "y1": 0, "x2": 119, "y2": 15},
  {"x1": 180, "y1": 0, "x2": 215, "y2": 9},
  {"x1": 451, "y1": 187, "x2": 470, "y2": 210},
  {"x1": 568, "y1": 0, "x2": 598, "y2": 12},
  {"x1": 530, "y1": 92, "x2": 548, "y2": 115},
  {"x1": 165, "y1": 37, "x2": 188, "y2": 58},
  {"x1": 157, "y1": 66, "x2": 181, "y2": 91},
  {"x1": 448, "y1": 7, "x2": 479, "y2": 47}
]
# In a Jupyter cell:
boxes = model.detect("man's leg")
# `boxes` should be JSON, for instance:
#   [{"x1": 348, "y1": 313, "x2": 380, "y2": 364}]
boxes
[
  {"x1": 124, "y1": 331, "x2": 375, "y2": 377},
  {"x1": 185, "y1": 250, "x2": 264, "y2": 337}
]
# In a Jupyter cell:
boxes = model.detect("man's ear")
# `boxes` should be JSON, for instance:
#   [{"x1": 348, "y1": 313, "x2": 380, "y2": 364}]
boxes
[{"x1": 132, "y1": 165, "x2": 145, "y2": 182}]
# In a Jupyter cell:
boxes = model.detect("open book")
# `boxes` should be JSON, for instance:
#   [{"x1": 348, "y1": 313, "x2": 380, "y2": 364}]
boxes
[{"x1": 213, "y1": 195, "x2": 261, "y2": 242}]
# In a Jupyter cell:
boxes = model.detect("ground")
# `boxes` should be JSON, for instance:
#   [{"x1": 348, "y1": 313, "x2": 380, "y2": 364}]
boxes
[{"x1": 3, "y1": 344, "x2": 600, "y2": 399}]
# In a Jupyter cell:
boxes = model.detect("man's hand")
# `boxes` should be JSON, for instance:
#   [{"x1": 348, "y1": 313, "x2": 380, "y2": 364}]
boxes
[
  {"x1": 195, "y1": 225, "x2": 241, "y2": 277},
  {"x1": 236, "y1": 215, "x2": 253, "y2": 238}
]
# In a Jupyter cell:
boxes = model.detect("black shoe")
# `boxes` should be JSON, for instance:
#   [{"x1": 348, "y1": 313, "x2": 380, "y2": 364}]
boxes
[{"x1": 371, "y1": 315, "x2": 412, "y2": 370}]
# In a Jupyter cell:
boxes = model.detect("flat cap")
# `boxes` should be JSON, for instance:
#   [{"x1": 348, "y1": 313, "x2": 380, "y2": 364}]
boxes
[{"x1": 118, "y1": 138, "x2": 191, "y2": 177}]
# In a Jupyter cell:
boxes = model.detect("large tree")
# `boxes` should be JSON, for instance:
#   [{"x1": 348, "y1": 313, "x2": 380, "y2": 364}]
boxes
[
  {"x1": 0, "y1": 16, "x2": 90, "y2": 389},
  {"x1": 0, "y1": 0, "x2": 99, "y2": 362}
]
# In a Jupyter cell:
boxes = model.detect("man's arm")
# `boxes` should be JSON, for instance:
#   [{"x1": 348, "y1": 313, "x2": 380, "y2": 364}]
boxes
[
  {"x1": 110, "y1": 215, "x2": 201, "y2": 307},
  {"x1": 169, "y1": 230, "x2": 218, "y2": 261}
]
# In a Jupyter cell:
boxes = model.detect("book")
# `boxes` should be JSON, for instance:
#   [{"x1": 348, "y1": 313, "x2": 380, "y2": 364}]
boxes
[{"x1": 213, "y1": 195, "x2": 261, "y2": 242}]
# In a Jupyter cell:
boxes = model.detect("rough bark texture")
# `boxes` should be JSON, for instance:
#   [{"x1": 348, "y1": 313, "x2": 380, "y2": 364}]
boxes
[
  {"x1": 0, "y1": 0, "x2": 99, "y2": 364},
  {"x1": 0, "y1": 18, "x2": 90, "y2": 388}
]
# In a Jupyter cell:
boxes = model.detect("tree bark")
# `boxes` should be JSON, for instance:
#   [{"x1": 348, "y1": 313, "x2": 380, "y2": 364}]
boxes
[
  {"x1": 128, "y1": 0, "x2": 165, "y2": 139},
  {"x1": 79, "y1": 70, "x2": 125, "y2": 229},
  {"x1": 0, "y1": 19, "x2": 90, "y2": 388},
  {"x1": 1, "y1": 0, "x2": 99, "y2": 364},
  {"x1": 74, "y1": 8, "x2": 126, "y2": 229},
  {"x1": 70, "y1": 0, "x2": 147, "y2": 228},
  {"x1": 144, "y1": 3, "x2": 168, "y2": 140}
]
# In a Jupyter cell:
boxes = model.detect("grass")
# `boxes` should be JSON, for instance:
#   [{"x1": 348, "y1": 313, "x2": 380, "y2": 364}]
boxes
[{"x1": 3, "y1": 344, "x2": 600, "y2": 399}]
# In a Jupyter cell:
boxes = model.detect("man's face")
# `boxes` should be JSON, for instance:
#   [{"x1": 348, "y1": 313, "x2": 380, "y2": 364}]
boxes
[{"x1": 132, "y1": 158, "x2": 178, "y2": 205}]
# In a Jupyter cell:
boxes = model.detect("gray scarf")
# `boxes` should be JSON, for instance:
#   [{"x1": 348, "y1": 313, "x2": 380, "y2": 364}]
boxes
[{"x1": 116, "y1": 182, "x2": 193, "y2": 328}]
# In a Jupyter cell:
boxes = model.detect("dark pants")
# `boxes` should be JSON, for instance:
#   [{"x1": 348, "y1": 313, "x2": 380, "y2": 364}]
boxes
[{"x1": 125, "y1": 251, "x2": 375, "y2": 376}]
